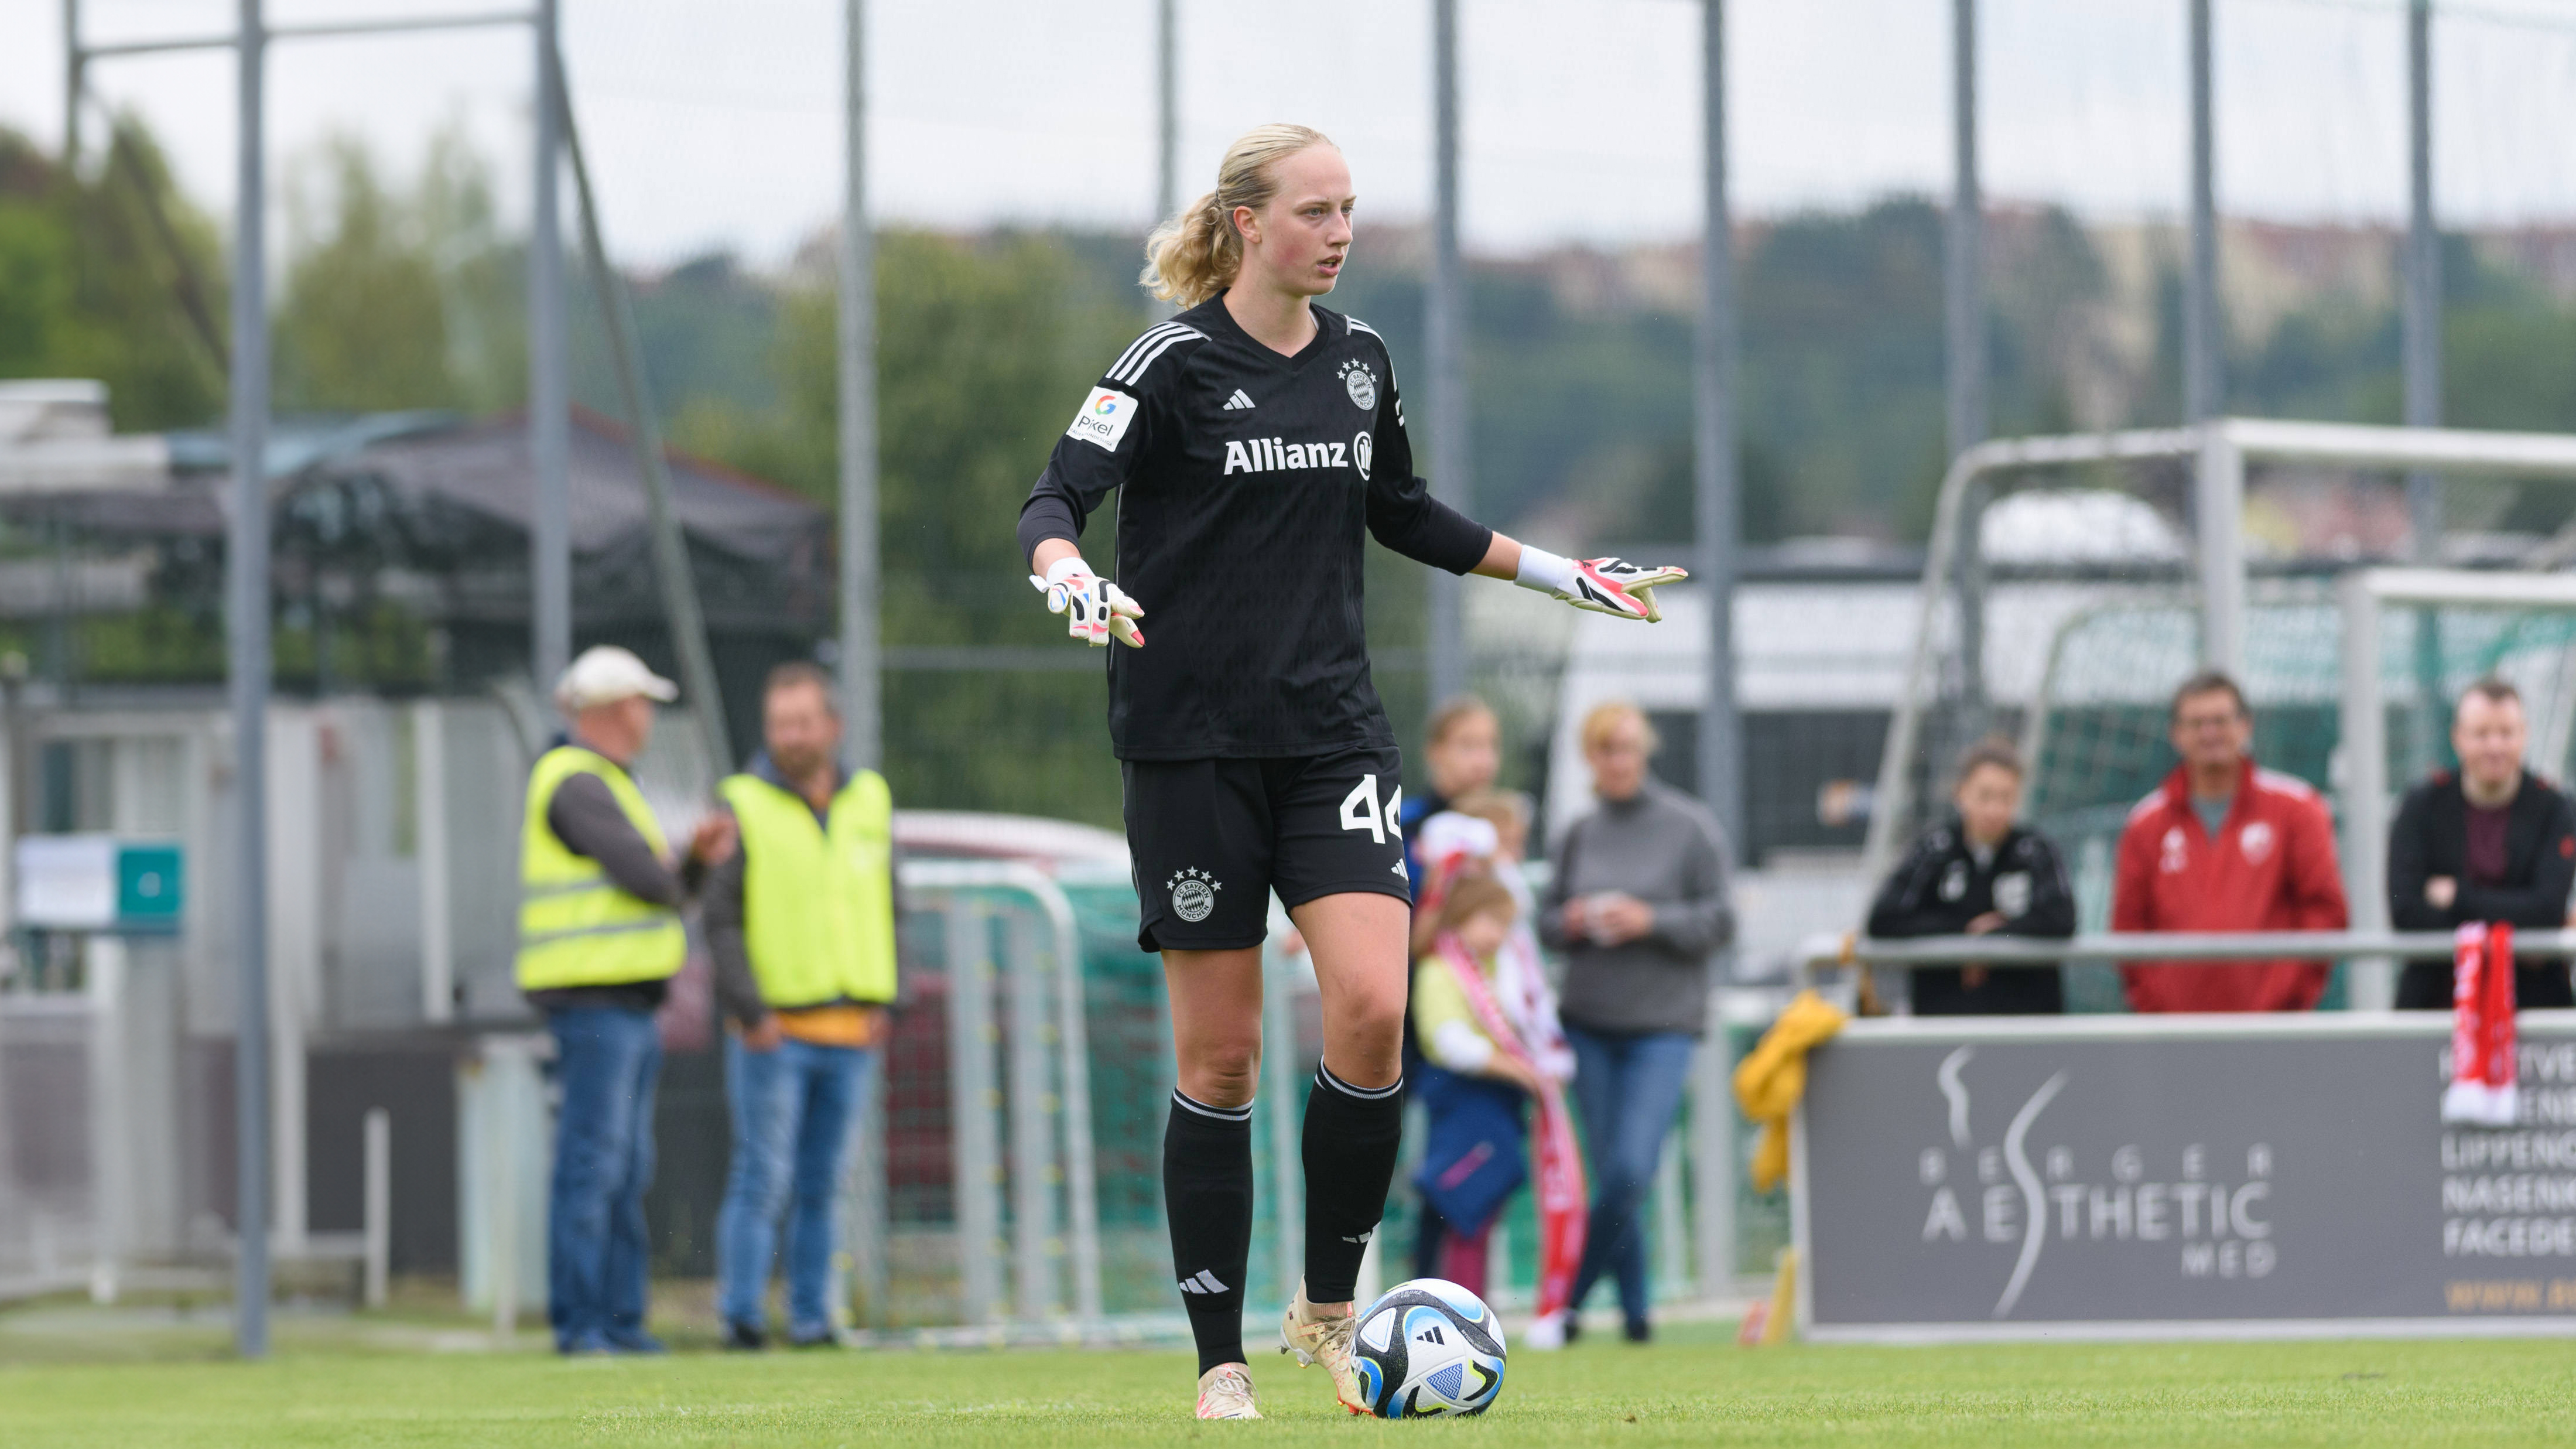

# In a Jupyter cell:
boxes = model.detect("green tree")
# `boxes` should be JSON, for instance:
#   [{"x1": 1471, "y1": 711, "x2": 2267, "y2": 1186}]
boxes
[
  {"x1": 275, "y1": 135, "x2": 459, "y2": 412},
  {"x1": 669, "y1": 230, "x2": 1143, "y2": 823},
  {"x1": 0, "y1": 199, "x2": 75, "y2": 377},
  {"x1": 0, "y1": 120, "x2": 226, "y2": 430},
  {"x1": 418, "y1": 126, "x2": 526, "y2": 415}
]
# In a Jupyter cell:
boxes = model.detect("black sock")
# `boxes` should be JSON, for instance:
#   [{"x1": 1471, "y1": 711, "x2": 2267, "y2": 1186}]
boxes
[
  {"x1": 1301, "y1": 1063, "x2": 1404, "y2": 1306},
  {"x1": 1164, "y1": 1089, "x2": 1254, "y2": 1375}
]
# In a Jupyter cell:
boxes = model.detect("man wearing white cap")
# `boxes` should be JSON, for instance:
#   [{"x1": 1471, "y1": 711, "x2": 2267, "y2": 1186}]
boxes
[{"x1": 517, "y1": 644, "x2": 735, "y2": 1355}]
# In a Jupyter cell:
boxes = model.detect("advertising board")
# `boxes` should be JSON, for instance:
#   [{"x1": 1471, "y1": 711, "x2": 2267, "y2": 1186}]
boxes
[{"x1": 1795, "y1": 1013, "x2": 2576, "y2": 1339}]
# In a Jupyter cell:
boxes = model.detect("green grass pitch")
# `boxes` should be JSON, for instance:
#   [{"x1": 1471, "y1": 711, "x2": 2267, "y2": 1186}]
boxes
[{"x1": 3, "y1": 1323, "x2": 2572, "y2": 1447}]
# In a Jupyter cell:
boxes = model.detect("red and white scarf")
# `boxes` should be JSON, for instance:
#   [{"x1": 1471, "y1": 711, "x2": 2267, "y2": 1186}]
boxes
[
  {"x1": 1436, "y1": 932, "x2": 1589, "y2": 1320},
  {"x1": 2444, "y1": 921, "x2": 2520, "y2": 1127}
]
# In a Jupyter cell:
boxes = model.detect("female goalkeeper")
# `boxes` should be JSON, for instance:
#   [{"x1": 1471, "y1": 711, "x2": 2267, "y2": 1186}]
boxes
[{"x1": 1017, "y1": 122, "x2": 1682, "y2": 1420}]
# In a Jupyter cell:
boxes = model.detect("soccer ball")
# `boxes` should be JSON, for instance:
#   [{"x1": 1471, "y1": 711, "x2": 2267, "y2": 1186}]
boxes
[{"x1": 1350, "y1": 1278, "x2": 1508, "y2": 1417}]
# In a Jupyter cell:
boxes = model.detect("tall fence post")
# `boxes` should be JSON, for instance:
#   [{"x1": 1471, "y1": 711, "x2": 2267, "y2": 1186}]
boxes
[
  {"x1": 2195, "y1": 426, "x2": 2245, "y2": 674},
  {"x1": 2184, "y1": 0, "x2": 2223, "y2": 427},
  {"x1": 846, "y1": 1048, "x2": 888, "y2": 1330},
  {"x1": 2341, "y1": 573, "x2": 2395, "y2": 1009},
  {"x1": 362, "y1": 1107, "x2": 390, "y2": 1310},
  {"x1": 86, "y1": 937, "x2": 126, "y2": 1305},
  {"x1": 226, "y1": 0, "x2": 273, "y2": 1361},
  {"x1": 1655, "y1": 1125, "x2": 1691, "y2": 1297},
  {"x1": 412, "y1": 701, "x2": 453, "y2": 1024},
  {"x1": 837, "y1": 0, "x2": 881, "y2": 768},
  {"x1": 528, "y1": 0, "x2": 569, "y2": 695},
  {"x1": 1003, "y1": 911, "x2": 1058, "y2": 1321},
  {"x1": 1695, "y1": 0, "x2": 1746, "y2": 850},
  {"x1": 1425, "y1": 0, "x2": 1470, "y2": 708},
  {"x1": 1689, "y1": 1017, "x2": 1737, "y2": 1297},
  {"x1": 943, "y1": 898, "x2": 1002, "y2": 1327},
  {"x1": 1049, "y1": 890, "x2": 1104, "y2": 1328},
  {"x1": 1261, "y1": 944, "x2": 1301, "y2": 1307}
]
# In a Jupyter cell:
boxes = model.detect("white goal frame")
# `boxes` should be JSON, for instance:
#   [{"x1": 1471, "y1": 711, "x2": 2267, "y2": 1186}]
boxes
[
  {"x1": 1866, "y1": 418, "x2": 2576, "y2": 884},
  {"x1": 2337, "y1": 567, "x2": 2576, "y2": 1007}
]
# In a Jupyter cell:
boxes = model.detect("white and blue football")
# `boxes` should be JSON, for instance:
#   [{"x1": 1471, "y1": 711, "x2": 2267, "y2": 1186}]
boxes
[{"x1": 1350, "y1": 1277, "x2": 1507, "y2": 1417}]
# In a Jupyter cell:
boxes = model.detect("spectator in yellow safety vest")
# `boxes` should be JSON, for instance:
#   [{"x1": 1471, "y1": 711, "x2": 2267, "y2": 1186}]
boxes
[
  {"x1": 706, "y1": 662, "x2": 902, "y2": 1349},
  {"x1": 518, "y1": 645, "x2": 736, "y2": 1356}
]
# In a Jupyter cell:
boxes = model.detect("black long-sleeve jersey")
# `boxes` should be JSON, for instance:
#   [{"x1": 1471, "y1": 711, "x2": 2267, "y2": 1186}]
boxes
[{"x1": 1018, "y1": 295, "x2": 1492, "y2": 760}]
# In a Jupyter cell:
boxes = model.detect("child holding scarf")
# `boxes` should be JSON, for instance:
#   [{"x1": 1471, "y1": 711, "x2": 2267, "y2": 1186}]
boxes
[{"x1": 1410, "y1": 876, "x2": 1585, "y2": 1345}]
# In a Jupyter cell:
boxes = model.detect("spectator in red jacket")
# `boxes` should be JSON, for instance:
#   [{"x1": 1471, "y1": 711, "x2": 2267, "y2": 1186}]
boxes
[{"x1": 2113, "y1": 671, "x2": 2349, "y2": 1011}]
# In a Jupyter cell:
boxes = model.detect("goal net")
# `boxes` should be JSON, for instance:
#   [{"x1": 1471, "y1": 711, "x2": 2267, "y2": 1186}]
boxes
[
  {"x1": 1867, "y1": 420, "x2": 2576, "y2": 1012},
  {"x1": 2020, "y1": 579, "x2": 2576, "y2": 1010}
]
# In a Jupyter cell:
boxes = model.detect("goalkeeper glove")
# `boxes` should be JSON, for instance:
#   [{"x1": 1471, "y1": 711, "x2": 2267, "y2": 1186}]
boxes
[
  {"x1": 1031, "y1": 556, "x2": 1144, "y2": 647},
  {"x1": 1515, "y1": 548, "x2": 1688, "y2": 623}
]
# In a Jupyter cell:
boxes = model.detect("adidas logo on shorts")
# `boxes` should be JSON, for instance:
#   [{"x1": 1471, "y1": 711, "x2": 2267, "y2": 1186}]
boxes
[{"x1": 1223, "y1": 389, "x2": 1256, "y2": 410}]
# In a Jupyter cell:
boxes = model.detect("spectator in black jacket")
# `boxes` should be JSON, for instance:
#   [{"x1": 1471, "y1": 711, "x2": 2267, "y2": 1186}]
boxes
[
  {"x1": 2389, "y1": 677, "x2": 2576, "y2": 1010},
  {"x1": 1867, "y1": 737, "x2": 2077, "y2": 1014}
]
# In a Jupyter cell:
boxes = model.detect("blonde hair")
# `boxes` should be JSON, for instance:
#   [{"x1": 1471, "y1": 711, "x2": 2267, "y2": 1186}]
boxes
[
  {"x1": 1579, "y1": 700, "x2": 1660, "y2": 756},
  {"x1": 1436, "y1": 876, "x2": 1517, "y2": 936},
  {"x1": 1141, "y1": 124, "x2": 1336, "y2": 306},
  {"x1": 1425, "y1": 693, "x2": 1497, "y2": 751}
]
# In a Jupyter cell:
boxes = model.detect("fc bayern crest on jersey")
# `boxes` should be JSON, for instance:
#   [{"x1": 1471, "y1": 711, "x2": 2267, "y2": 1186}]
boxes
[
  {"x1": 1340, "y1": 358, "x2": 1378, "y2": 411},
  {"x1": 1167, "y1": 867, "x2": 1221, "y2": 923}
]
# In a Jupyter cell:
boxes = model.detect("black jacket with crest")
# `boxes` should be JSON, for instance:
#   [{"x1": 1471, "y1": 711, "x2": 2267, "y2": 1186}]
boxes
[
  {"x1": 1867, "y1": 821, "x2": 2076, "y2": 1016},
  {"x1": 2389, "y1": 769, "x2": 2576, "y2": 1010}
]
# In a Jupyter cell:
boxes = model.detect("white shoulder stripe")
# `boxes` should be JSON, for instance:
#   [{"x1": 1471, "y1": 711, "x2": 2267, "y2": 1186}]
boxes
[
  {"x1": 2253, "y1": 768, "x2": 2320, "y2": 800},
  {"x1": 2127, "y1": 790, "x2": 2167, "y2": 822},
  {"x1": 1113, "y1": 326, "x2": 1204, "y2": 385},
  {"x1": 1346, "y1": 316, "x2": 1382, "y2": 340},
  {"x1": 1105, "y1": 322, "x2": 1193, "y2": 382}
]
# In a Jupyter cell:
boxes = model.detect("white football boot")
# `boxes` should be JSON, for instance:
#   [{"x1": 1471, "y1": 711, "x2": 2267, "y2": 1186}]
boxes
[
  {"x1": 1195, "y1": 1363, "x2": 1263, "y2": 1420},
  {"x1": 1522, "y1": 1309, "x2": 1568, "y2": 1351},
  {"x1": 1278, "y1": 1283, "x2": 1368, "y2": 1416}
]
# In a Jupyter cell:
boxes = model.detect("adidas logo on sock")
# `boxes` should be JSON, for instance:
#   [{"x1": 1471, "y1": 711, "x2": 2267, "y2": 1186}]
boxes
[
  {"x1": 1178, "y1": 1269, "x2": 1229, "y2": 1295},
  {"x1": 1223, "y1": 388, "x2": 1256, "y2": 410}
]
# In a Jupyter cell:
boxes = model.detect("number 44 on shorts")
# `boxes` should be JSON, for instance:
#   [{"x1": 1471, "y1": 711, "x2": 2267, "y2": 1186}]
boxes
[{"x1": 1339, "y1": 774, "x2": 1404, "y2": 845}]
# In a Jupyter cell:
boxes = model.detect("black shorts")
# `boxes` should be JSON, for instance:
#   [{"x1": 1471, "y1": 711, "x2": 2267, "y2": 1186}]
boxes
[{"x1": 1123, "y1": 744, "x2": 1414, "y2": 953}]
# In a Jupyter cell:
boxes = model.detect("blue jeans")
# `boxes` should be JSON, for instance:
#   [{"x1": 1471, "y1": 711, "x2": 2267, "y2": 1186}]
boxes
[
  {"x1": 545, "y1": 1005, "x2": 662, "y2": 1352},
  {"x1": 716, "y1": 1035, "x2": 873, "y2": 1337},
  {"x1": 1564, "y1": 1025, "x2": 1698, "y2": 1330}
]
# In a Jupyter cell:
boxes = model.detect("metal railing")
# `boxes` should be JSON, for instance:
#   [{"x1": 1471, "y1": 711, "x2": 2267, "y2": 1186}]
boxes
[{"x1": 1796, "y1": 927, "x2": 2576, "y2": 985}]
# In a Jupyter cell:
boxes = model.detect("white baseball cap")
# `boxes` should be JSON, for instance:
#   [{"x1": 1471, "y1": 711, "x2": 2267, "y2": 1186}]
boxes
[{"x1": 555, "y1": 645, "x2": 680, "y2": 712}]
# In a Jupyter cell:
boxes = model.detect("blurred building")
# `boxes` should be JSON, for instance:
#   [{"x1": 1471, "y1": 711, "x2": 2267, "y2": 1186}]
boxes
[{"x1": 0, "y1": 382, "x2": 830, "y2": 1297}]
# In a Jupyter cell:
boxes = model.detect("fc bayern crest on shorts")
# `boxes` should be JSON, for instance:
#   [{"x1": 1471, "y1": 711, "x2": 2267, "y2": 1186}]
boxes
[{"x1": 1167, "y1": 867, "x2": 1222, "y2": 923}]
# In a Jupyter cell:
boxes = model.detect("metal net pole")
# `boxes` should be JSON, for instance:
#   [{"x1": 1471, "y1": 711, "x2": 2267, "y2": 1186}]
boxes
[{"x1": 226, "y1": 0, "x2": 272, "y2": 1361}]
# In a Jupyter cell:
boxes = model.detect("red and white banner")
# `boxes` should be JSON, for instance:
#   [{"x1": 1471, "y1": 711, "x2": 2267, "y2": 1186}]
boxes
[
  {"x1": 2442, "y1": 921, "x2": 2520, "y2": 1127},
  {"x1": 1437, "y1": 934, "x2": 1588, "y2": 1320}
]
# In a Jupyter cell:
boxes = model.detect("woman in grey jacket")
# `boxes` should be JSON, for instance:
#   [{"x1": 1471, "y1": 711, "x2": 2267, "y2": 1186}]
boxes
[{"x1": 1537, "y1": 702, "x2": 1733, "y2": 1344}]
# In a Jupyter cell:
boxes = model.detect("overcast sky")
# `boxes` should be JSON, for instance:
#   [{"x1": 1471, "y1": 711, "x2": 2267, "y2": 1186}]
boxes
[{"x1": 8, "y1": 0, "x2": 2576, "y2": 269}]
